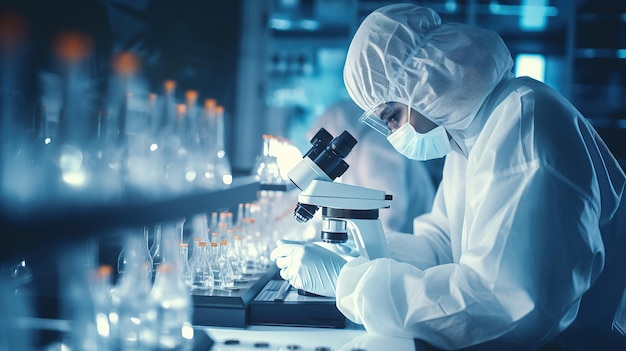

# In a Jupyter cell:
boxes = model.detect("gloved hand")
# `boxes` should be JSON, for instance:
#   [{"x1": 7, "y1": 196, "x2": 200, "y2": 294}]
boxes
[{"x1": 270, "y1": 239, "x2": 347, "y2": 297}]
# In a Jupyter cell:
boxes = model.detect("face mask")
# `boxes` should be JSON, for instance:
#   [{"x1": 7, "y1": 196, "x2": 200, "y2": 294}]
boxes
[{"x1": 387, "y1": 122, "x2": 452, "y2": 161}]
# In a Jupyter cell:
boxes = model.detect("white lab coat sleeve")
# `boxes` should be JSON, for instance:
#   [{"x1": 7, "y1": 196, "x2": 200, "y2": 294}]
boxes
[
  {"x1": 385, "y1": 182, "x2": 453, "y2": 270},
  {"x1": 336, "y1": 163, "x2": 604, "y2": 350}
]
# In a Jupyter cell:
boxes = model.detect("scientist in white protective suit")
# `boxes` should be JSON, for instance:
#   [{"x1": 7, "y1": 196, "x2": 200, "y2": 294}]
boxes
[
  {"x1": 271, "y1": 3, "x2": 626, "y2": 350},
  {"x1": 307, "y1": 99, "x2": 438, "y2": 234}
]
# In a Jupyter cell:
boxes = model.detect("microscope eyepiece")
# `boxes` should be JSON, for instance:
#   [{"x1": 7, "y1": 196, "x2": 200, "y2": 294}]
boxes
[
  {"x1": 288, "y1": 128, "x2": 357, "y2": 223},
  {"x1": 311, "y1": 130, "x2": 356, "y2": 181},
  {"x1": 330, "y1": 131, "x2": 357, "y2": 158},
  {"x1": 304, "y1": 128, "x2": 333, "y2": 160}
]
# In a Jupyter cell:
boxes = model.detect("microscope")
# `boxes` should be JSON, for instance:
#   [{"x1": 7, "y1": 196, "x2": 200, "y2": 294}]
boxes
[
  {"x1": 287, "y1": 128, "x2": 391, "y2": 260},
  {"x1": 248, "y1": 128, "x2": 390, "y2": 328}
]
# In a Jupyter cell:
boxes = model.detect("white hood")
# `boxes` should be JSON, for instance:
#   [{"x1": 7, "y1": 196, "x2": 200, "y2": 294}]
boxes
[{"x1": 343, "y1": 3, "x2": 514, "y2": 132}]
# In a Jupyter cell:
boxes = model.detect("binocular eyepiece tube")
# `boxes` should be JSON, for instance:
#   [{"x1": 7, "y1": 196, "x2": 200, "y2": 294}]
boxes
[{"x1": 289, "y1": 128, "x2": 357, "y2": 223}]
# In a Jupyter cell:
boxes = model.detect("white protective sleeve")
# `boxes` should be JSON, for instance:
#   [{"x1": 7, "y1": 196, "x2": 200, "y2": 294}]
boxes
[
  {"x1": 336, "y1": 156, "x2": 604, "y2": 350},
  {"x1": 384, "y1": 184, "x2": 452, "y2": 270}
]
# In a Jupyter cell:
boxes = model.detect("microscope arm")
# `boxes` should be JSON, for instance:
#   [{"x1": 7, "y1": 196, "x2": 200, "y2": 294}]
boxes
[
  {"x1": 347, "y1": 218, "x2": 389, "y2": 260},
  {"x1": 299, "y1": 180, "x2": 391, "y2": 260},
  {"x1": 297, "y1": 180, "x2": 390, "y2": 210}
]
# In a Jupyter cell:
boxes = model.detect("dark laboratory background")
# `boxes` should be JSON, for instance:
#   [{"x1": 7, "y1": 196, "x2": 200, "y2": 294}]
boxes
[
  {"x1": 2, "y1": 0, "x2": 625, "y2": 173},
  {"x1": 0, "y1": 0, "x2": 625, "y2": 349}
]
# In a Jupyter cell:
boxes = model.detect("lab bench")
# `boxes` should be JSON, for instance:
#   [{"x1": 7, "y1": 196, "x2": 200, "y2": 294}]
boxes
[
  {"x1": 14, "y1": 317, "x2": 427, "y2": 351},
  {"x1": 1, "y1": 174, "x2": 439, "y2": 351},
  {"x1": 199, "y1": 324, "x2": 425, "y2": 351},
  {"x1": 0, "y1": 175, "x2": 421, "y2": 351}
]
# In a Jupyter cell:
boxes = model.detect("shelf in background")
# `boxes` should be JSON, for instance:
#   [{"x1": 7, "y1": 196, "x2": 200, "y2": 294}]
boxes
[{"x1": 0, "y1": 177, "x2": 261, "y2": 259}]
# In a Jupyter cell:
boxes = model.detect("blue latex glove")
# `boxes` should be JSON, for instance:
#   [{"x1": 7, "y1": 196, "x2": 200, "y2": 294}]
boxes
[{"x1": 270, "y1": 239, "x2": 347, "y2": 297}]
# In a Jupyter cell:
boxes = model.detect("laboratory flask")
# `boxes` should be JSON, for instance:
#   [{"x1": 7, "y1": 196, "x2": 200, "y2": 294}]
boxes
[
  {"x1": 189, "y1": 241, "x2": 213, "y2": 291},
  {"x1": 148, "y1": 263, "x2": 194, "y2": 351},
  {"x1": 179, "y1": 243, "x2": 193, "y2": 290}
]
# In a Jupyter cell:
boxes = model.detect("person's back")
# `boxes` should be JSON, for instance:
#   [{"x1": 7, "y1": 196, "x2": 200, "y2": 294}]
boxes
[
  {"x1": 511, "y1": 77, "x2": 626, "y2": 350},
  {"x1": 308, "y1": 99, "x2": 438, "y2": 233},
  {"x1": 450, "y1": 74, "x2": 626, "y2": 350},
  {"x1": 339, "y1": 3, "x2": 626, "y2": 349}
]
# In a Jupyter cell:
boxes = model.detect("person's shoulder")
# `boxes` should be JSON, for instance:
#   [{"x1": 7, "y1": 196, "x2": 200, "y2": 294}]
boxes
[
  {"x1": 506, "y1": 77, "x2": 573, "y2": 107},
  {"x1": 490, "y1": 77, "x2": 580, "y2": 126}
]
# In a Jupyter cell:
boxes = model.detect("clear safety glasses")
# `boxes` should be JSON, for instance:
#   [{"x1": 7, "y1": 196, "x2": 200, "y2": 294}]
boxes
[{"x1": 358, "y1": 102, "x2": 408, "y2": 136}]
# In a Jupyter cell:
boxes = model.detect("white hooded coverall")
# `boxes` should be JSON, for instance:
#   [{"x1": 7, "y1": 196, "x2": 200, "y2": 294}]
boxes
[{"x1": 339, "y1": 4, "x2": 626, "y2": 350}]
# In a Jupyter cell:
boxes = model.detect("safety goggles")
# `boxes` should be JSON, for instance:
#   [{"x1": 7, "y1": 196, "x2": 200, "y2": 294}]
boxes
[{"x1": 358, "y1": 102, "x2": 407, "y2": 136}]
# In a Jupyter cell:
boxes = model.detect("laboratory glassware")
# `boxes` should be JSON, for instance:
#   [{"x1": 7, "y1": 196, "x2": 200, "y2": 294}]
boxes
[
  {"x1": 241, "y1": 217, "x2": 261, "y2": 273},
  {"x1": 195, "y1": 100, "x2": 232, "y2": 189},
  {"x1": 218, "y1": 240, "x2": 235, "y2": 288},
  {"x1": 179, "y1": 243, "x2": 193, "y2": 290},
  {"x1": 253, "y1": 134, "x2": 284, "y2": 185},
  {"x1": 163, "y1": 103, "x2": 195, "y2": 191},
  {"x1": 149, "y1": 223, "x2": 163, "y2": 277},
  {"x1": 213, "y1": 105, "x2": 232, "y2": 186},
  {"x1": 110, "y1": 234, "x2": 157, "y2": 350},
  {"x1": 185, "y1": 89, "x2": 199, "y2": 128},
  {"x1": 189, "y1": 241, "x2": 213, "y2": 291},
  {"x1": 230, "y1": 234, "x2": 246, "y2": 281},
  {"x1": 210, "y1": 211, "x2": 218, "y2": 232},
  {"x1": 117, "y1": 226, "x2": 153, "y2": 278},
  {"x1": 176, "y1": 217, "x2": 186, "y2": 245},
  {"x1": 148, "y1": 262, "x2": 194, "y2": 351},
  {"x1": 209, "y1": 242, "x2": 222, "y2": 289},
  {"x1": 90, "y1": 265, "x2": 114, "y2": 351},
  {"x1": 53, "y1": 32, "x2": 98, "y2": 198}
]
